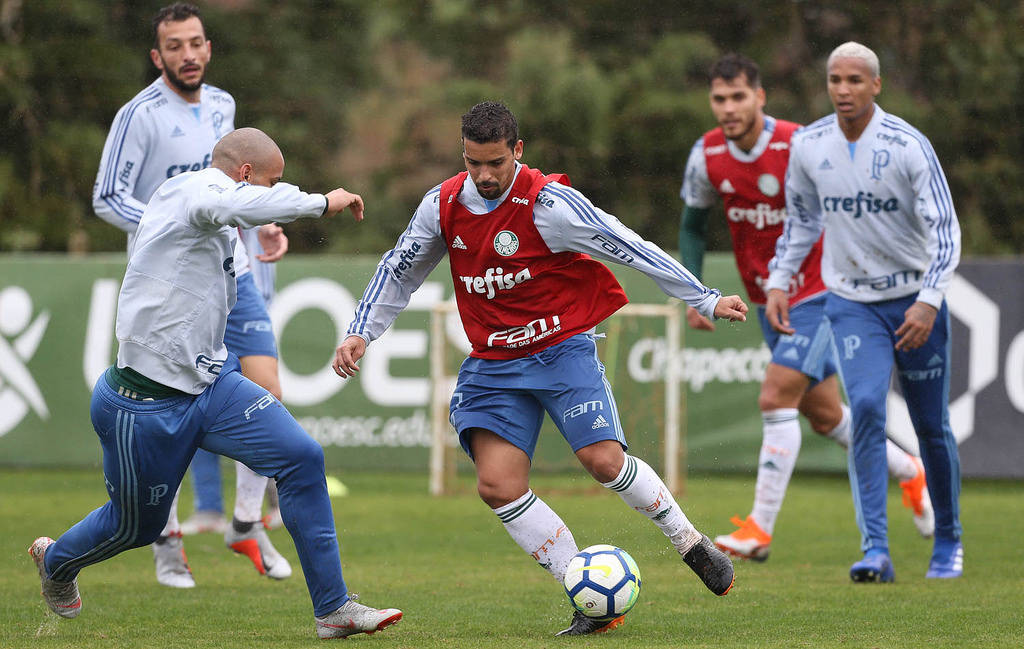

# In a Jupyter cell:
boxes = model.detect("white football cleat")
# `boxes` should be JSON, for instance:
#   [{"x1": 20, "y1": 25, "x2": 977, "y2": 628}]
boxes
[
  {"x1": 714, "y1": 515, "x2": 772, "y2": 562},
  {"x1": 225, "y1": 522, "x2": 292, "y2": 579},
  {"x1": 900, "y1": 457, "x2": 934, "y2": 538},
  {"x1": 315, "y1": 596, "x2": 402, "y2": 639},
  {"x1": 152, "y1": 532, "x2": 196, "y2": 588},
  {"x1": 29, "y1": 536, "x2": 82, "y2": 618}
]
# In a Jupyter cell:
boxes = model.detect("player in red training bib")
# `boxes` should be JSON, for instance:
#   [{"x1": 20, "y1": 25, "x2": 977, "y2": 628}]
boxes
[
  {"x1": 337, "y1": 102, "x2": 747, "y2": 636},
  {"x1": 679, "y1": 54, "x2": 932, "y2": 561}
]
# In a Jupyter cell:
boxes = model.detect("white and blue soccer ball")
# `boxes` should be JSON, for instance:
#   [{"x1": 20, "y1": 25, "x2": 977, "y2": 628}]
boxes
[{"x1": 563, "y1": 544, "x2": 642, "y2": 619}]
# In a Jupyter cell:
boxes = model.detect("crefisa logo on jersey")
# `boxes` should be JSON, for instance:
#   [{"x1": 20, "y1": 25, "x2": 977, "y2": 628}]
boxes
[
  {"x1": 494, "y1": 230, "x2": 519, "y2": 256},
  {"x1": 459, "y1": 266, "x2": 533, "y2": 300}
]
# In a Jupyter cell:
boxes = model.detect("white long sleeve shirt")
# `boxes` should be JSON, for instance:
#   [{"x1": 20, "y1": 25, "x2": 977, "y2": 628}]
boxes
[
  {"x1": 767, "y1": 105, "x2": 960, "y2": 307},
  {"x1": 116, "y1": 168, "x2": 327, "y2": 393},
  {"x1": 347, "y1": 164, "x2": 720, "y2": 343}
]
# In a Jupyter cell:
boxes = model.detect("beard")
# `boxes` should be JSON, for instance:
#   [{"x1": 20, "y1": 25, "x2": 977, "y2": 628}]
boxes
[
  {"x1": 723, "y1": 117, "x2": 756, "y2": 142},
  {"x1": 162, "y1": 59, "x2": 205, "y2": 93},
  {"x1": 477, "y1": 183, "x2": 500, "y2": 199}
]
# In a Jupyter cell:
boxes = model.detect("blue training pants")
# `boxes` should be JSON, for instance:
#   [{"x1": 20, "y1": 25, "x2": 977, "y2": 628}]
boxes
[
  {"x1": 43, "y1": 355, "x2": 347, "y2": 617},
  {"x1": 825, "y1": 293, "x2": 962, "y2": 553}
]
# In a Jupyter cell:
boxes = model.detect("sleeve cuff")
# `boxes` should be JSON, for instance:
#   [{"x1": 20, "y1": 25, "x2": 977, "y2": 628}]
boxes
[
  {"x1": 916, "y1": 288, "x2": 944, "y2": 309},
  {"x1": 320, "y1": 194, "x2": 330, "y2": 216},
  {"x1": 346, "y1": 331, "x2": 371, "y2": 346},
  {"x1": 765, "y1": 269, "x2": 793, "y2": 293}
]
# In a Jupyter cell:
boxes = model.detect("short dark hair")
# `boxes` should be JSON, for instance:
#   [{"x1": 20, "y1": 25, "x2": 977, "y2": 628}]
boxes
[
  {"x1": 152, "y1": 3, "x2": 203, "y2": 49},
  {"x1": 461, "y1": 102, "x2": 519, "y2": 150},
  {"x1": 709, "y1": 53, "x2": 761, "y2": 89}
]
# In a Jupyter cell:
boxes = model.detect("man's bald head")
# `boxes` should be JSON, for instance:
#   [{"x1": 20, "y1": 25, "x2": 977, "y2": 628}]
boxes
[{"x1": 212, "y1": 127, "x2": 285, "y2": 186}]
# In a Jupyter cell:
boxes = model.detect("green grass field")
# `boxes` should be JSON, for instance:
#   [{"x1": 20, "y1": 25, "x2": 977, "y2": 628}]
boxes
[{"x1": 2, "y1": 469, "x2": 1022, "y2": 648}]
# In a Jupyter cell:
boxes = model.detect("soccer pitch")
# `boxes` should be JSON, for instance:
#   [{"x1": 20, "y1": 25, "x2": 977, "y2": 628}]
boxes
[{"x1": 2, "y1": 469, "x2": 1021, "y2": 648}]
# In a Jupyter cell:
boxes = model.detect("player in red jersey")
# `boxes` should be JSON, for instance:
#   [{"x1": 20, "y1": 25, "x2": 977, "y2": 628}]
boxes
[
  {"x1": 337, "y1": 102, "x2": 747, "y2": 636},
  {"x1": 680, "y1": 54, "x2": 932, "y2": 561}
]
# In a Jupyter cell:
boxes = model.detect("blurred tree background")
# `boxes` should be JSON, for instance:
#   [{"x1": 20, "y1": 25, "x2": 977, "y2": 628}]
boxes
[{"x1": 1, "y1": 0, "x2": 1021, "y2": 256}]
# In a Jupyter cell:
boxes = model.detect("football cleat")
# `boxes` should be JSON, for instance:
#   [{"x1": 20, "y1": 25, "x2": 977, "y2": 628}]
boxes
[
  {"x1": 681, "y1": 534, "x2": 735, "y2": 595},
  {"x1": 179, "y1": 510, "x2": 229, "y2": 536},
  {"x1": 926, "y1": 539, "x2": 963, "y2": 578},
  {"x1": 315, "y1": 597, "x2": 403, "y2": 639},
  {"x1": 225, "y1": 521, "x2": 292, "y2": 579},
  {"x1": 153, "y1": 532, "x2": 196, "y2": 588},
  {"x1": 29, "y1": 537, "x2": 82, "y2": 618},
  {"x1": 900, "y1": 457, "x2": 934, "y2": 538},
  {"x1": 850, "y1": 550, "x2": 895, "y2": 583},
  {"x1": 714, "y1": 515, "x2": 772, "y2": 561},
  {"x1": 555, "y1": 610, "x2": 625, "y2": 636}
]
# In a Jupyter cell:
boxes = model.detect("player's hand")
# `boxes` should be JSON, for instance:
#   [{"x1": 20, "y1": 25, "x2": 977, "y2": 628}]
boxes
[
  {"x1": 324, "y1": 188, "x2": 365, "y2": 221},
  {"x1": 333, "y1": 335, "x2": 367, "y2": 378},
  {"x1": 765, "y1": 288, "x2": 795, "y2": 334},
  {"x1": 686, "y1": 305, "x2": 716, "y2": 331},
  {"x1": 713, "y1": 295, "x2": 748, "y2": 322},
  {"x1": 255, "y1": 223, "x2": 288, "y2": 262},
  {"x1": 894, "y1": 301, "x2": 937, "y2": 351}
]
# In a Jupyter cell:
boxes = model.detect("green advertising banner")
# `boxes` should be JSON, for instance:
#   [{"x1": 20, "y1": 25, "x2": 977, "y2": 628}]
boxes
[{"x1": 0, "y1": 253, "x2": 848, "y2": 476}]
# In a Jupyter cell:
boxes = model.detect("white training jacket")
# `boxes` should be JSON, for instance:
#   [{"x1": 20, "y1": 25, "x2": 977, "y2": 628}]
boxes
[
  {"x1": 347, "y1": 163, "x2": 721, "y2": 344},
  {"x1": 116, "y1": 167, "x2": 327, "y2": 394},
  {"x1": 91, "y1": 76, "x2": 256, "y2": 279},
  {"x1": 767, "y1": 105, "x2": 960, "y2": 307}
]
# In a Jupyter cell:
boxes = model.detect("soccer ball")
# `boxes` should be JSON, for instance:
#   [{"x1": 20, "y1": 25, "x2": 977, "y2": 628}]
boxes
[{"x1": 563, "y1": 544, "x2": 642, "y2": 619}]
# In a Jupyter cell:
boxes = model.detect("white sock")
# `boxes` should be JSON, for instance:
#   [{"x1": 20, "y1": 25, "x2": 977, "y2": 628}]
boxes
[
  {"x1": 233, "y1": 462, "x2": 269, "y2": 523},
  {"x1": 160, "y1": 487, "x2": 182, "y2": 536},
  {"x1": 828, "y1": 404, "x2": 918, "y2": 481},
  {"x1": 750, "y1": 408, "x2": 801, "y2": 536},
  {"x1": 494, "y1": 490, "x2": 578, "y2": 583},
  {"x1": 603, "y1": 455, "x2": 700, "y2": 554},
  {"x1": 826, "y1": 404, "x2": 852, "y2": 448},
  {"x1": 885, "y1": 440, "x2": 918, "y2": 481}
]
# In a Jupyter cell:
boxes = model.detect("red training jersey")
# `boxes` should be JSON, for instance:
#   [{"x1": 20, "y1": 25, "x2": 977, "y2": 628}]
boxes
[
  {"x1": 438, "y1": 166, "x2": 627, "y2": 359},
  {"x1": 703, "y1": 119, "x2": 826, "y2": 306}
]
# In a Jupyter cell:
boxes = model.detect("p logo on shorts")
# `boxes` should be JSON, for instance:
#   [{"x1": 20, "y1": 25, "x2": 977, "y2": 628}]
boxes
[{"x1": 843, "y1": 334, "x2": 862, "y2": 360}]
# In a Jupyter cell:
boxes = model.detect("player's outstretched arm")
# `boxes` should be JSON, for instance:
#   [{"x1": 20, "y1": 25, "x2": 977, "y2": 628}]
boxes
[
  {"x1": 324, "y1": 188, "x2": 364, "y2": 221},
  {"x1": 764, "y1": 288, "x2": 794, "y2": 334},
  {"x1": 713, "y1": 295, "x2": 748, "y2": 322},
  {"x1": 333, "y1": 335, "x2": 367, "y2": 378}
]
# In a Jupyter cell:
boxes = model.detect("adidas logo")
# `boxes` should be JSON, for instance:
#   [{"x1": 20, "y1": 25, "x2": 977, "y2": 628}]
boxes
[
  {"x1": 452, "y1": 235, "x2": 468, "y2": 250},
  {"x1": 782, "y1": 347, "x2": 800, "y2": 361},
  {"x1": 171, "y1": 126, "x2": 186, "y2": 138},
  {"x1": 818, "y1": 158, "x2": 833, "y2": 170},
  {"x1": 761, "y1": 460, "x2": 780, "y2": 471},
  {"x1": 592, "y1": 415, "x2": 610, "y2": 429},
  {"x1": 719, "y1": 179, "x2": 736, "y2": 193},
  {"x1": 927, "y1": 353, "x2": 943, "y2": 367}
]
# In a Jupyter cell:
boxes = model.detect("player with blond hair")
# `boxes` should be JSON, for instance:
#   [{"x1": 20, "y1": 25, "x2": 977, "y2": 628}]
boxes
[
  {"x1": 767, "y1": 42, "x2": 963, "y2": 581},
  {"x1": 680, "y1": 53, "x2": 932, "y2": 561}
]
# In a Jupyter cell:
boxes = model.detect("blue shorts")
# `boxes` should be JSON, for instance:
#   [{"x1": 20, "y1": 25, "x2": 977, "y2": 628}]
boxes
[
  {"x1": 224, "y1": 272, "x2": 277, "y2": 359},
  {"x1": 449, "y1": 334, "x2": 628, "y2": 460},
  {"x1": 757, "y1": 294, "x2": 837, "y2": 383}
]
